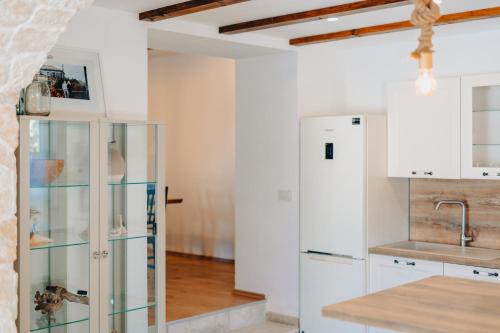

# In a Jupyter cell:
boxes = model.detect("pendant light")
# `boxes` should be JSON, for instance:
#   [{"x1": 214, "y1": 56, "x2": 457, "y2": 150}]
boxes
[{"x1": 410, "y1": 0, "x2": 441, "y2": 96}]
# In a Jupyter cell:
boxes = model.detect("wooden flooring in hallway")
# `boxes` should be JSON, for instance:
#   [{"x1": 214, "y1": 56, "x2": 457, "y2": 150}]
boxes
[{"x1": 166, "y1": 253, "x2": 258, "y2": 322}]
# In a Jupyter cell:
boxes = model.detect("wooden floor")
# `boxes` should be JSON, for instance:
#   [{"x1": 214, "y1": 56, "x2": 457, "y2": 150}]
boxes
[{"x1": 165, "y1": 253, "x2": 258, "y2": 322}]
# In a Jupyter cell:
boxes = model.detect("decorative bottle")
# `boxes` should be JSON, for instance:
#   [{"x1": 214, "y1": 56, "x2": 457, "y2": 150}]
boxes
[{"x1": 25, "y1": 74, "x2": 51, "y2": 116}]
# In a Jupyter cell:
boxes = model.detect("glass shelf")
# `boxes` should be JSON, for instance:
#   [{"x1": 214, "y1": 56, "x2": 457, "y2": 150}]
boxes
[
  {"x1": 30, "y1": 317, "x2": 89, "y2": 332},
  {"x1": 29, "y1": 229, "x2": 89, "y2": 251},
  {"x1": 473, "y1": 109, "x2": 500, "y2": 113},
  {"x1": 108, "y1": 234, "x2": 155, "y2": 242},
  {"x1": 31, "y1": 240, "x2": 88, "y2": 251},
  {"x1": 473, "y1": 144, "x2": 500, "y2": 146},
  {"x1": 109, "y1": 292, "x2": 156, "y2": 315},
  {"x1": 108, "y1": 181, "x2": 156, "y2": 186},
  {"x1": 109, "y1": 302, "x2": 156, "y2": 316},
  {"x1": 30, "y1": 183, "x2": 89, "y2": 189}
]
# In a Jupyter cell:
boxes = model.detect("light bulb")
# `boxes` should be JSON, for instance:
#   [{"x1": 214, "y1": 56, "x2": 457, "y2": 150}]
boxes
[{"x1": 415, "y1": 68, "x2": 437, "y2": 96}]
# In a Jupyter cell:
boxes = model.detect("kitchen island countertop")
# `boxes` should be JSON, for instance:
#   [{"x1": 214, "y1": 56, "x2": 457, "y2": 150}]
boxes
[{"x1": 323, "y1": 275, "x2": 500, "y2": 333}]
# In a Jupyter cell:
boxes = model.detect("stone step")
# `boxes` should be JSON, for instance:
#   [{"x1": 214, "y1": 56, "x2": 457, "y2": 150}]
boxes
[
  {"x1": 228, "y1": 322, "x2": 298, "y2": 333},
  {"x1": 166, "y1": 300, "x2": 267, "y2": 333}
]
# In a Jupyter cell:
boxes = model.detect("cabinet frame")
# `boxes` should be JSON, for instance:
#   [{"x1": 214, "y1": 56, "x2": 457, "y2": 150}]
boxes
[
  {"x1": 461, "y1": 73, "x2": 500, "y2": 179},
  {"x1": 17, "y1": 115, "x2": 166, "y2": 333}
]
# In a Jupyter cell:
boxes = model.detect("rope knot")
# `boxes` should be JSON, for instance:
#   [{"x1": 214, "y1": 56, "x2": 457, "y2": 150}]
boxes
[{"x1": 410, "y1": 0, "x2": 441, "y2": 60}]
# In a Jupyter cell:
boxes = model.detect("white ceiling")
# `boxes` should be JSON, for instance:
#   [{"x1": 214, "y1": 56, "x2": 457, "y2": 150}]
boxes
[{"x1": 94, "y1": 0, "x2": 500, "y2": 40}]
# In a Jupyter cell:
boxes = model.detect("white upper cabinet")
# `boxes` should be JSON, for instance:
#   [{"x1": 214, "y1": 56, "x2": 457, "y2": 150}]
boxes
[
  {"x1": 388, "y1": 78, "x2": 461, "y2": 179},
  {"x1": 461, "y1": 73, "x2": 500, "y2": 179}
]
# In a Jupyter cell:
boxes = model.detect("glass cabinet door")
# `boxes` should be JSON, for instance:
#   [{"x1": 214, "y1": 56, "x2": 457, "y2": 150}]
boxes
[
  {"x1": 462, "y1": 73, "x2": 500, "y2": 179},
  {"x1": 26, "y1": 119, "x2": 92, "y2": 332},
  {"x1": 103, "y1": 122, "x2": 159, "y2": 333}
]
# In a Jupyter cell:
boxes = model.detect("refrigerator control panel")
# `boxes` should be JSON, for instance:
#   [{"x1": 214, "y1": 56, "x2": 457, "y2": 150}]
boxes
[{"x1": 325, "y1": 143, "x2": 334, "y2": 159}]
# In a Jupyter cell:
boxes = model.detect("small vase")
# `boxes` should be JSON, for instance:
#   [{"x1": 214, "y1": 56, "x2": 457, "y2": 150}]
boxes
[
  {"x1": 108, "y1": 141, "x2": 126, "y2": 183},
  {"x1": 25, "y1": 74, "x2": 51, "y2": 116}
]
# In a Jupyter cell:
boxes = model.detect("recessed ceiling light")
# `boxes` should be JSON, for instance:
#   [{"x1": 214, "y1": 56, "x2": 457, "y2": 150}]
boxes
[{"x1": 326, "y1": 17, "x2": 339, "y2": 22}]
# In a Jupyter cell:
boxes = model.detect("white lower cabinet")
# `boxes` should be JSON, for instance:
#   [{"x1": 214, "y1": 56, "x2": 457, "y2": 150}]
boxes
[
  {"x1": 368, "y1": 255, "x2": 444, "y2": 333},
  {"x1": 369, "y1": 254, "x2": 444, "y2": 293},
  {"x1": 444, "y1": 263, "x2": 500, "y2": 283}
]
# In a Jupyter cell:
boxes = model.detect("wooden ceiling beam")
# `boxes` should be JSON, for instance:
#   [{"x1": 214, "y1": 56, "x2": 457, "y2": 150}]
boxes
[
  {"x1": 219, "y1": 0, "x2": 412, "y2": 34},
  {"x1": 290, "y1": 6, "x2": 500, "y2": 46},
  {"x1": 139, "y1": 0, "x2": 250, "y2": 22}
]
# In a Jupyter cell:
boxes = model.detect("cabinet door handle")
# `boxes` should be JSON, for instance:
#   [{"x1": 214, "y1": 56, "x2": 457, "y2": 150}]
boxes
[
  {"x1": 93, "y1": 251, "x2": 101, "y2": 260},
  {"x1": 411, "y1": 171, "x2": 417, "y2": 175},
  {"x1": 394, "y1": 259, "x2": 416, "y2": 266},
  {"x1": 424, "y1": 171, "x2": 433, "y2": 176},
  {"x1": 473, "y1": 270, "x2": 499, "y2": 277},
  {"x1": 101, "y1": 250, "x2": 109, "y2": 259},
  {"x1": 483, "y1": 172, "x2": 489, "y2": 177},
  {"x1": 496, "y1": 173, "x2": 500, "y2": 177}
]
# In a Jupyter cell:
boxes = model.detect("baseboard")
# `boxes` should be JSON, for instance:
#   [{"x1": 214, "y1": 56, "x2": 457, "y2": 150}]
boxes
[
  {"x1": 266, "y1": 311, "x2": 299, "y2": 327},
  {"x1": 232, "y1": 289, "x2": 266, "y2": 300},
  {"x1": 166, "y1": 251, "x2": 235, "y2": 263}
]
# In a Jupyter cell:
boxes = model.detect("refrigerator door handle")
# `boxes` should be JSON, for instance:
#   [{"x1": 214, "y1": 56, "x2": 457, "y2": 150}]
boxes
[
  {"x1": 306, "y1": 250, "x2": 334, "y2": 256},
  {"x1": 306, "y1": 251, "x2": 356, "y2": 264}
]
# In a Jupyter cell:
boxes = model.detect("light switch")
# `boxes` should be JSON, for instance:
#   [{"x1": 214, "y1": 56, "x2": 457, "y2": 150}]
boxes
[{"x1": 278, "y1": 190, "x2": 292, "y2": 202}]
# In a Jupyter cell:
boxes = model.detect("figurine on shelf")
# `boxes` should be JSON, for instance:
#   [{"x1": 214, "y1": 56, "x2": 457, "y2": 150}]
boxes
[
  {"x1": 34, "y1": 286, "x2": 89, "y2": 323},
  {"x1": 108, "y1": 140, "x2": 126, "y2": 183},
  {"x1": 110, "y1": 215, "x2": 127, "y2": 237},
  {"x1": 79, "y1": 225, "x2": 89, "y2": 242},
  {"x1": 29, "y1": 209, "x2": 53, "y2": 247}
]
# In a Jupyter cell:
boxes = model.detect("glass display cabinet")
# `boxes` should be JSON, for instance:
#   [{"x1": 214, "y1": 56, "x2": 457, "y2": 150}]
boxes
[
  {"x1": 462, "y1": 73, "x2": 500, "y2": 179},
  {"x1": 17, "y1": 116, "x2": 165, "y2": 333}
]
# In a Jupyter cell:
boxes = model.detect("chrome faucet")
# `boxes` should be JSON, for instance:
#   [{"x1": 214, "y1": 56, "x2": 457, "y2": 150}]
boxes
[{"x1": 435, "y1": 200, "x2": 472, "y2": 247}]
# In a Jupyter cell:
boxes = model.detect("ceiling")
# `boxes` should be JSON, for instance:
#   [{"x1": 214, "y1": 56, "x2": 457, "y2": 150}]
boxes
[{"x1": 94, "y1": 0, "x2": 500, "y2": 41}]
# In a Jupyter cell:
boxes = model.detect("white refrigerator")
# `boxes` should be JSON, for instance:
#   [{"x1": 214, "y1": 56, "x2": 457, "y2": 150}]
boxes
[{"x1": 299, "y1": 115, "x2": 408, "y2": 333}]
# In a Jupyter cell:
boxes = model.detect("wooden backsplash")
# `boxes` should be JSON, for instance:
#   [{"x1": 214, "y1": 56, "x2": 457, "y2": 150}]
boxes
[{"x1": 410, "y1": 179, "x2": 500, "y2": 250}]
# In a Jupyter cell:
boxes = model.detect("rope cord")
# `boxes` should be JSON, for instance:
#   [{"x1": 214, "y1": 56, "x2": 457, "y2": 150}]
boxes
[{"x1": 410, "y1": 0, "x2": 441, "y2": 60}]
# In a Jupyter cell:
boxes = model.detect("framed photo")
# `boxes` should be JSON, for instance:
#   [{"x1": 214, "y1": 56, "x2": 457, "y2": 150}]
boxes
[{"x1": 41, "y1": 47, "x2": 106, "y2": 115}]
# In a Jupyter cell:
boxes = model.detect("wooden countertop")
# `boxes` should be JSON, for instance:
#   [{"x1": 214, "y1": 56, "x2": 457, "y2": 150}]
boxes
[
  {"x1": 323, "y1": 276, "x2": 500, "y2": 333},
  {"x1": 370, "y1": 241, "x2": 500, "y2": 269}
]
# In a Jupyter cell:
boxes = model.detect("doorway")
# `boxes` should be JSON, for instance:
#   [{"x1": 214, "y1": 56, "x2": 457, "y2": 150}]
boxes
[{"x1": 147, "y1": 50, "x2": 258, "y2": 321}]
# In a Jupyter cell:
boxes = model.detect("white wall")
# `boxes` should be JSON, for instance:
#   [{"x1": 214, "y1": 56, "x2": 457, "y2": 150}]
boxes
[
  {"x1": 235, "y1": 22, "x2": 500, "y2": 318},
  {"x1": 148, "y1": 54, "x2": 236, "y2": 260},
  {"x1": 298, "y1": 21, "x2": 500, "y2": 117},
  {"x1": 56, "y1": 6, "x2": 148, "y2": 119},
  {"x1": 235, "y1": 52, "x2": 299, "y2": 317}
]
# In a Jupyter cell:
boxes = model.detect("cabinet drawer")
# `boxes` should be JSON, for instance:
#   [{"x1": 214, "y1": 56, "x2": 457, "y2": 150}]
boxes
[
  {"x1": 444, "y1": 263, "x2": 500, "y2": 283},
  {"x1": 369, "y1": 254, "x2": 443, "y2": 293}
]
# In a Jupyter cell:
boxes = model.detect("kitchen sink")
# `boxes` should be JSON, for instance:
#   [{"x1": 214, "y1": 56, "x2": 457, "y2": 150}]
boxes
[{"x1": 387, "y1": 241, "x2": 500, "y2": 261}]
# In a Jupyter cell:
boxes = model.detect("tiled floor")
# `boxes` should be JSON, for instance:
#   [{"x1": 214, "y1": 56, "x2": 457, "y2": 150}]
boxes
[{"x1": 229, "y1": 322, "x2": 298, "y2": 333}]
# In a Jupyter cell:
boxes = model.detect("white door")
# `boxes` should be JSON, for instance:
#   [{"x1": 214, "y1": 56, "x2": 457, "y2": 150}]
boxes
[
  {"x1": 300, "y1": 253, "x2": 366, "y2": 333},
  {"x1": 387, "y1": 78, "x2": 460, "y2": 179},
  {"x1": 369, "y1": 254, "x2": 443, "y2": 293},
  {"x1": 461, "y1": 73, "x2": 500, "y2": 179},
  {"x1": 300, "y1": 116, "x2": 365, "y2": 258},
  {"x1": 444, "y1": 263, "x2": 500, "y2": 283}
]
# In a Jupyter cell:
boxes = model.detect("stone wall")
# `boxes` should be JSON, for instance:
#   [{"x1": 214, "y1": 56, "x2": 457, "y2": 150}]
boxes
[{"x1": 0, "y1": 1, "x2": 93, "y2": 331}]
